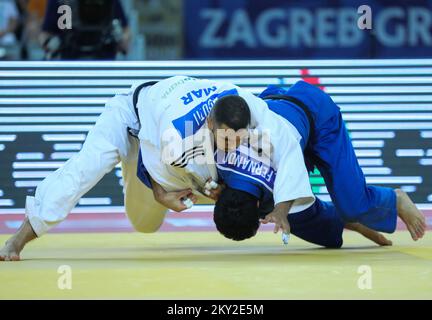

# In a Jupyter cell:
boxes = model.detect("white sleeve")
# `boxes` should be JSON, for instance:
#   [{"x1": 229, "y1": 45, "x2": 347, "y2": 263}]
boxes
[
  {"x1": 235, "y1": 87, "x2": 315, "y2": 212},
  {"x1": 272, "y1": 128, "x2": 315, "y2": 212},
  {"x1": 140, "y1": 140, "x2": 188, "y2": 192}
]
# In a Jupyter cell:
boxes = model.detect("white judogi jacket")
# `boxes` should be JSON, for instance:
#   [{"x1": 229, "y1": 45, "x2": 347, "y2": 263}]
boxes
[{"x1": 136, "y1": 76, "x2": 314, "y2": 213}]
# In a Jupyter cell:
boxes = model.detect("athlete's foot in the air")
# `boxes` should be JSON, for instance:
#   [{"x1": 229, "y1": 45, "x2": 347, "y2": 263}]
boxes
[
  {"x1": 0, "y1": 240, "x2": 21, "y2": 261},
  {"x1": 346, "y1": 223, "x2": 392, "y2": 246},
  {"x1": 396, "y1": 189, "x2": 427, "y2": 241}
]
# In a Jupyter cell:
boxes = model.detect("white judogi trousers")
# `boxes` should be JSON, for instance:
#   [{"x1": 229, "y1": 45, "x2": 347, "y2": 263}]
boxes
[{"x1": 26, "y1": 94, "x2": 168, "y2": 237}]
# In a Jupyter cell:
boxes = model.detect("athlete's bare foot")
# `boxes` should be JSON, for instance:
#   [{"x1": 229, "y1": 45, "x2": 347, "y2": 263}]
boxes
[
  {"x1": 0, "y1": 218, "x2": 37, "y2": 262},
  {"x1": 346, "y1": 223, "x2": 393, "y2": 246},
  {"x1": 395, "y1": 189, "x2": 426, "y2": 241},
  {"x1": 0, "y1": 240, "x2": 21, "y2": 261}
]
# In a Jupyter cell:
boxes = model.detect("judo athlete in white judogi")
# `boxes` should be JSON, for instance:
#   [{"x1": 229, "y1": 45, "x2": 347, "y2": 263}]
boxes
[{"x1": 1, "y1": 81, "x2": 171, "y2": 261}]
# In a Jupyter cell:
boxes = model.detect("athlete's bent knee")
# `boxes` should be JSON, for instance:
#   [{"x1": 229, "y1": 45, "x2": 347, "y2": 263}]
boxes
[{"x1": 131, "y1": 220, "x2": 163, "y2": 233}]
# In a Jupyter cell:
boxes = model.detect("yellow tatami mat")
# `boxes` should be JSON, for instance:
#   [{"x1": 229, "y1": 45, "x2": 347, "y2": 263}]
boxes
[{"x1": 1, "y1": 231, "x2": 431, "y2": 299}]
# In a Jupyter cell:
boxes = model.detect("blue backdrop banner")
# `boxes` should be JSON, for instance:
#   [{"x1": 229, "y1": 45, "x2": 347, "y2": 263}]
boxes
[{"x1": 183, "y1": 0, "x2": 432, "y2": 59}]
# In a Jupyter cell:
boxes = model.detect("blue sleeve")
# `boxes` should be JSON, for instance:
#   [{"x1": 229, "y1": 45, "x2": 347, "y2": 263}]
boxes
[
  {"x1": 114, "y1": 0, "x2": 128, "y2": 27},
  {"x1": 137, "y1": 150, "x2": 153, "y2": 189},
  {"x1": 42, "y1": 0, "x2": 61, "y2": 34}
]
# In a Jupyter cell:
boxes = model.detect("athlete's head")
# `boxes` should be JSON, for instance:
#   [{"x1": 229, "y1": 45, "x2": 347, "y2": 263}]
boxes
[
  {"x1": 213, "y1": 187, "x2": 260, "y2": 241},
  {"x1": 208, "y1": 95, "x2": 251, "y2": 152}
]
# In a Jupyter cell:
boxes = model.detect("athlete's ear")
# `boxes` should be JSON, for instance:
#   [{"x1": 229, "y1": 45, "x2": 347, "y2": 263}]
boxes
[{"x1": 207, "y1": 117, "x2": 214, "y2": 130}]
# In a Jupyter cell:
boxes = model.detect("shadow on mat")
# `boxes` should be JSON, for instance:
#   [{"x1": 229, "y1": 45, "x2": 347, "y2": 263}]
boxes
[{"x1": 22, "y1": 245, "x2": 396, "y2": 263}]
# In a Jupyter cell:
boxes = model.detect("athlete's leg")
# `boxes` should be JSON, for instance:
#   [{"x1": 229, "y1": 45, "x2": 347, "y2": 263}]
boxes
[
  {"x1": 26, "y1": 95, "x2": 139, "y2": 236},
  {"x1": 345, "y1": 223, "x2": 392, "y2": 246},
  {"x1": 121, "y1": 137, "x2": 168, "y2": 233},
  {"x1": 288, "y1": 198, "x2": 344, "y2": 248},
  {"x1": 260, "y1": 81, "x2": 425, "y2": 240},
  {"x1": 309, "y1": 112, "x2": 425, "y2": 239},
  {"x1": 1, "y1": 95, "x2": 139, "y2": 261},
  {"x1": 288, "y1": 198, "x2": 392, "y2": 248},
  {"x1": 308, "y1": 113, "x2": 397, "y2": 232}
]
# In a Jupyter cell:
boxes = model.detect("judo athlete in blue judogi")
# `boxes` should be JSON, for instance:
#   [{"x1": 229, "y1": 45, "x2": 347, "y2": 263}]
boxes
[
  {"x1": 214, "y1": 140, "x2": 397, "y2": 247},
  {"x1": 212, "y1": 81, "x2": 426, "y2": 243}
]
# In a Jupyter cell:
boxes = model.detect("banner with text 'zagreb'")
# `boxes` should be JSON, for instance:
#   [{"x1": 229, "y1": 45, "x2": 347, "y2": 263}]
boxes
[{"x1": 183, "y1": 0, "x2": 432, "y2": 59}]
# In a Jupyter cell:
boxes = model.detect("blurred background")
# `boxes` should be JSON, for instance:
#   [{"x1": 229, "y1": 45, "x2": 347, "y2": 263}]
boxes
[{"x1": 1, "y1": 0, "x2": 432, "y2": 61}]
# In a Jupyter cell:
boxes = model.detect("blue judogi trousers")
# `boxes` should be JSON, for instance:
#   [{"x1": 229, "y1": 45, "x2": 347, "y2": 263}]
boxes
[{"x1": 259, "y1": 81, "x2": 397, "y2": 234}]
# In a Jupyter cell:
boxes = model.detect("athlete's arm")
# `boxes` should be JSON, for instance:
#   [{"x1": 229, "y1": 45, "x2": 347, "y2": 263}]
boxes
[
  {"x1": 260, "y1": 200, "x2": 293, "y2": 234},
  {"x1": 149, "y1": 176, "x2": 197, "y2": 212},
  {"x1": 203, "y1": 178, "x2": 225, "y2": 201}
]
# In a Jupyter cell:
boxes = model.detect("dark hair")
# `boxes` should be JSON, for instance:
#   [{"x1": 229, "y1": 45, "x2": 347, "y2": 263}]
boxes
[
  {"x1": 212, "y1": 95, "x2": 251, "y2": 131},
  {"x1": 213, "y1": 188, "x2": 260, "y2": 241}
]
